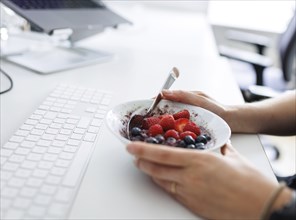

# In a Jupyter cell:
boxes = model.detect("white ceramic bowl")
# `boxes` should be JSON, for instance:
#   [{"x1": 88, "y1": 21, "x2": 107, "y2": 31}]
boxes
[{"x1": 106, "y1": 99, "x2": 231, "y2": 151}]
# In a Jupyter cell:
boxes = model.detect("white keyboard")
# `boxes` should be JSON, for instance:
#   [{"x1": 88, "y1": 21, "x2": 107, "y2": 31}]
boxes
[{"x1": 0, "y1": 84, "x2": 112, "y2": 219}]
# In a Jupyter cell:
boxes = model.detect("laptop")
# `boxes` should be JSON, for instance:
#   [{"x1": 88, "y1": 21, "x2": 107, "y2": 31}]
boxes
[
  {"x1": 1, "y1": 0, "x2": 131, "y2": 41},
  {"x1": 1, "y1": 0, "x2": 131, "y2": 74}
]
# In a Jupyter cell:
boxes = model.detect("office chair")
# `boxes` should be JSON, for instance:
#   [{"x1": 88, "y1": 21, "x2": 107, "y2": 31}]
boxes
[
  {"x1": 218, "y1": 13, "x2": 296, "y2": 102},
  {"x1": 217, "y1": 13, "x2": 296, "y2": 161}
]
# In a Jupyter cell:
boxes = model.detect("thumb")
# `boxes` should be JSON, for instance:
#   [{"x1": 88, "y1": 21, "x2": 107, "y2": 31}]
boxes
[{"x1": 220, "y1": 143, "x2": 238, "y2": 157}]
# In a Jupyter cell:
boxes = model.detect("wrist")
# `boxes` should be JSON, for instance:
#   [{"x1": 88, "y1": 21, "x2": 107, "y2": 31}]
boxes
[{"x1": 270, "y1": 187, "x2": 293, "y2": 214}]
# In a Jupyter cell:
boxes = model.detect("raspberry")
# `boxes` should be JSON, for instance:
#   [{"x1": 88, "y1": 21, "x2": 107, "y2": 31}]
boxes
[
  {"x1": 148, "y1": 124, "x2": 164, "y2": 137},
  {"x1": 164, "y1": 129, "x2": 180, "y2": 140},
  {"x1": 159, "y1": 115, "x2": 175, "y2": 131},
  {"x1": 180, "y1": 131, "x2": 197, "y2": 140},
  {"x1": 142, "y1": 117, "x2": 160, "y2": 129},
  {"x1": 174, "y1": 118, "x2": 189, "y2": 133},
  {"x1": 173, "y1": 110, "x2": 190, "y2": 120},
  {"x1": 183, "y1": 122, "x2": 201, "y2": 136}
]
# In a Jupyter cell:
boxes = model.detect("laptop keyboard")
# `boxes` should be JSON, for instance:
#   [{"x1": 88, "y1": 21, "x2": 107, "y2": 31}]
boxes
[
  {"x1": 0, "y1": 84, "x2": 112, "y2": 219},
  {"x1": 10, "y1": 0, "x2": 105, "y2": 9}
]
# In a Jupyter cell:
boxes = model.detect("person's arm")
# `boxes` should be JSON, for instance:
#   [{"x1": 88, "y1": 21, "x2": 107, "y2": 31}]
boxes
[{"x1": 162, "y1": 90, "x2": 296, "y2": 135}]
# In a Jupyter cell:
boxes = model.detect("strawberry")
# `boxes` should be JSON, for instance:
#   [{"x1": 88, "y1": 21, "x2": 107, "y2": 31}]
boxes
[
  {"x1": 164, "y1": 129, "x2": 180, "y2": 140},
  {"x1": 183, "y1": 122, "x2": 201, "y2": 136},
  {"x1": 180, "y1": 131, "x2": 197, "y2": 140},
  {"x1": 173, "y1": 110, "x2": 190, "y2": 120},
  {"x1": 142, "y1": 117, "x2": 160, "y2": 129},
  {"x1": 159, "y1": 115, "x2": 175, "y2": 131},
  {"x1": 174, "y1": 118, "x2": 189, "y2": 133},
  {"x1": 148, "y1": 124, "x2": 163, "y2": 137}
]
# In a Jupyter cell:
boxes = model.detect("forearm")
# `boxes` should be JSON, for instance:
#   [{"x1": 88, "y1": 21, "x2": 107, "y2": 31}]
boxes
[{"x1": 225, "y1": 90, "x2": 296, "y2": 135}]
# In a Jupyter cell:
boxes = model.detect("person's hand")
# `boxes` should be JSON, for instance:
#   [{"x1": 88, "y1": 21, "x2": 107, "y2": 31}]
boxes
[
  {"x1": 126, "y1": 142, "x2": 292, "y2": 219},
  {"x1": 162, "y1": 90, "x2": 227, "y2": 117},
  {"x1": 162, "y1": 89, "x2": 232, "y2": 125}
]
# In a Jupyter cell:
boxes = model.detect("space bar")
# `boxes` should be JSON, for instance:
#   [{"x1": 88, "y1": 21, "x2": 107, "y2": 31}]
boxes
[{"x1": 62, "y1": 141, "x2": 93, "y2": 187}]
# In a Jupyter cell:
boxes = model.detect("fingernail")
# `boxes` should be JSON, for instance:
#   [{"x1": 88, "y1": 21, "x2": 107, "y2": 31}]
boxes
[{"x1": 126, "y1": 143, "x2": 136, "y2": 155}]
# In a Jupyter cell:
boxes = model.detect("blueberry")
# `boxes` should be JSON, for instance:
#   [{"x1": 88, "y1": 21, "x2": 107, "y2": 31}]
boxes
[
  {"x1": 195, "y1": 135, "x2": 207, "y2": 144},
  {"x1": 155, "y1": 135, "x2": 165, "y2": 144},
  {"x1": 145, "y1": 137, "x2": 158, "y2": 144},
  {"x1": 186, "y1": 144, "x2": 196, "y2": 149},
  {"x1": 204, "y1": 134, "x2": 212, "y2": 141},
  {"x1": 195, "y1": 142, "x2": 206, "y2": 150},
  {"x1": 131, "y1": 127, "x2": 142, "y2": 136},
  {"x1": 131, "y1": 135, "x2": 142, "y2": 141},
  {"x1": 184, "y1": 135, "x2": 195, "y2": 145},
  {"x1": 177, "y1": 140, "x2": 187, "y2": 148},
  {"x1": 166, "y1": 137, "x2": 176, "y2": 146},
  {"x1": 140, "y1": 133, "x2": 148, "y2": 139}
]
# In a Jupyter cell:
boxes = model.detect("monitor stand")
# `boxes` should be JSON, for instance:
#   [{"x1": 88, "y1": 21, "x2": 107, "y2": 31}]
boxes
[{"x1": 5, "y1": 46, "x2": 112, "y2": 74}]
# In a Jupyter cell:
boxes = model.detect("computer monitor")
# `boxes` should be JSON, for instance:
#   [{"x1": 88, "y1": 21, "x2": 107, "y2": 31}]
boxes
[{"x1": 1, "y1": 0, "x2": 131, "y2": 73}]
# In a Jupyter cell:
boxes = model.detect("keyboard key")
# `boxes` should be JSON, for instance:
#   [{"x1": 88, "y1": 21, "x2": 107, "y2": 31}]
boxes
[
  {"x1": 26, "y1": 134, "x2": 40, "y2": 142},
  {"x1": 3, "y1": 142, "x2": 19, "y2": 150},
  {"x1": 20, "y1": 187, "x2": 37, "y2": 198},
  {"x1": 62, "y1": 141, "x2": 92, "y2": 187},
  {"x1": 20, "y1": 141, "x2": 35, "y2": 148},
  {"x1": 84, "y1": 133, "x2": 97, "y2": 142},
  {"x1": 9, "y1": 135, "x2": 24, "y2": 143},
  {"x1": 15, "y1": 129, "x2": 30, "y2": 137},
  {"x1": 1, "y1": 149, "x2": 13, "y2": 157},
  {"x1": 13, "y1": 198, "x2": 31, "y2": 209},
  {"x1": 40, "y1": 184, "x2": 56, "y2": 195},
  {"x1": 77, "y1": 118, "x2": 91, "y2": 128},
  {"x1": 21, "y1": 160, "x2": 37, "y2": 169}
]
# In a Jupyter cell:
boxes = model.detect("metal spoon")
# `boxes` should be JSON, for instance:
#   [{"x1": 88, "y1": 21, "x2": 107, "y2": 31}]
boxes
[{"x1": 127, "y1": 67, "x2": 179, "y2": 138}]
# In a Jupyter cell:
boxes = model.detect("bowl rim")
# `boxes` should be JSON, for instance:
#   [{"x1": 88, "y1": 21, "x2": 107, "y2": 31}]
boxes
[{"x1": 105, "y1": 99, "x2": 231, "y2": 151}]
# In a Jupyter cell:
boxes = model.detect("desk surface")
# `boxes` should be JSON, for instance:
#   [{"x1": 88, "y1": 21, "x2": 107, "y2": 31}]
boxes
[{"x1": 1, "y1": 4, "x2": 276, "y2": 219}]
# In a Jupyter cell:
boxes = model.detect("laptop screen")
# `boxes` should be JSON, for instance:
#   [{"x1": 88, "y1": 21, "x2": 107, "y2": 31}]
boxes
[{"x1": 9, "y1": 0, "x2": 105, "y2": 10}]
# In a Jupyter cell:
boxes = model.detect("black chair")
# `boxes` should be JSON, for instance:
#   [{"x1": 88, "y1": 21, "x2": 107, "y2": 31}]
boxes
[{"x1": 218, "y1": 13, "x2": 296, "y2": 102}]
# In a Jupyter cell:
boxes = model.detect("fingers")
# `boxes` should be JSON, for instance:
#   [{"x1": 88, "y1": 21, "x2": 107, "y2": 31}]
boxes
[
  {"x1": 153, "y1": 178, "x2": 177, "y2": 194},
  {"x1": 162, "y1": 90, "x2": 206, "y2": 106},
  {"x1": 127, "y1": 141, "x2": 194, "y2": 167},
  {"x1": 220, "y1": 143, "x2": 238, "y2": 156},
  {"x1": 135, "y1": 158, "x2": 184, "y2": 183}
]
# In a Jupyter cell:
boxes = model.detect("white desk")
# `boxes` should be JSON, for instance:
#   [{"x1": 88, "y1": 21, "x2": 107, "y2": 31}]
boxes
[{"x1": 1, "y1": 4, "x2": 276, "y2": 219}]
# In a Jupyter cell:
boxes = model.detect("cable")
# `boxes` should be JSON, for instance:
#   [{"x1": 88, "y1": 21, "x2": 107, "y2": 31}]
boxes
[{"x1": 0, "y1": 67, "x2": 13, "y2": 94}]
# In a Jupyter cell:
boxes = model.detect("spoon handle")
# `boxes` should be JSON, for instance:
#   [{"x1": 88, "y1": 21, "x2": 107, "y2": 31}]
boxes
[{"x1": 146, "y1": 67, "x2": 179, "y2": 115}]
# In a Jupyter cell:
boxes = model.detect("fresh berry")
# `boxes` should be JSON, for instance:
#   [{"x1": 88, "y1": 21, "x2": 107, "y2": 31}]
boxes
[
  {"x1": 148, "y1": 124, "x2": 163, "y2": 137},
  {"x1": 180, "y1": 131, "x2": 197, "y2": 140},
  {"x1": 183, "y1": 135, "x2": 195, "y2": 145},
  {"x1": 183, "y1": 122, "x2": 201, "y2": 136},
  {"x1": 195, "y1": 135, "x2": 208, "y2": 144},
  {"x1": 186, "y1": 144, "x2": 196, "y2": 149},
  {"x1": 204, "y1": 134, "x2": 212, "y2": 141},
  {"x1": 145, "y1": 137, "x2": 158, "y2": 144},
  {"x1": 166, "y1": 137, "x2": 177, "y2": 146},
  {"x1": 177, "y1": 140, "x2": 187, "y2": 148},
  {"x1": 159, "y1": 115, "x2": 175, "y2": 131},
  {"x1": 131, "y1": 127, "x2": 142, "y2": 136},
  {"x1": 142, "y1": 117, "x2": 160, "y2": 129},
  {"x1": 164, "y1": 129, "x2": 180, "y2": 140},
  {"x1": 155, "y1": 134, "x2": 165, "y2": 144},
  {"x1": 131, "y1": 135, "x2": 142, "y2": 142},
  {"x1": 195, "y1": 142, "x2": 206, "y2": 150},
  {"x1": 173, "y1": 110, "x2": 190, "y2": 120},
  {"x1": 174, "y1": 118, "x2": 189, "y2": 133}
]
